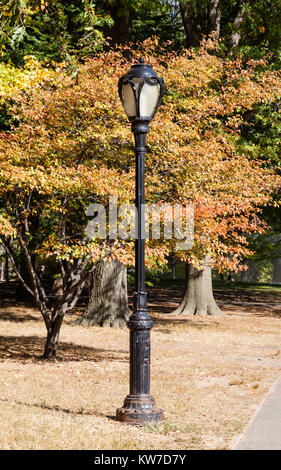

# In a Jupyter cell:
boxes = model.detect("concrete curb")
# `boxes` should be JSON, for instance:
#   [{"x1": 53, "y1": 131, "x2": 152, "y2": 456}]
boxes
[{"x1": 231, "y1": 376, "x2": 281, "y2": 450}]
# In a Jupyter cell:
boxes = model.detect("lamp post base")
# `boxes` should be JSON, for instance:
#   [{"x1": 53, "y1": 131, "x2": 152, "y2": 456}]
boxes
[{"x1": 116, "y1": 394, "x2": 164, "y2": 425}]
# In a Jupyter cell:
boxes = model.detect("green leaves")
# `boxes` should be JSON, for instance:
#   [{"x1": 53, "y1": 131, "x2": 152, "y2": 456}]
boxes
[
  {"x1": 10, "y1": 26, "x2": 26, "y2": 49},
  {"x1": 0, "y1": 0, "x2": 106, "y2": 65}
]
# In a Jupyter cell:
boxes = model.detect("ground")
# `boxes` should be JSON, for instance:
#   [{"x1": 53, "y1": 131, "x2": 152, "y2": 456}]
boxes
[{"x1": 0, "y1": 281, "x2": 281, "y2": 450}]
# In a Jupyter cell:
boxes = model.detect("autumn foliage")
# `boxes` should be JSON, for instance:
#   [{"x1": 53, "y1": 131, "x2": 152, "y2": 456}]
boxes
[{"x1": 0, "y1": 38, "x2": 281, "y2": 356}]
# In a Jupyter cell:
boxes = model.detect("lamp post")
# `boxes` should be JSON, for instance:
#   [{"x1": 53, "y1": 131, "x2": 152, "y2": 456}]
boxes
[{"x1": 116, "y1": 59, "x2": 165, "y2": 425}]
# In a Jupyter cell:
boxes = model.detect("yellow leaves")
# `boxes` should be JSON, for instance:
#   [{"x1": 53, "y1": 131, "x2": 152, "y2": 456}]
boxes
[
  {"x1": 1, "y1": 41, "x2": 281, "y2": 270},
  {"x1": 0, "y1": 56, "x2": 66, "y2": 107},
  {"x1": 0, "y1": 214, "x2": 16, "y2": 238}
]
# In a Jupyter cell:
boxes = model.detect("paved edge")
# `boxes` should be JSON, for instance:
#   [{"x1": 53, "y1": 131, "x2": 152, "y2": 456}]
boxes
[{"x1": 231, "y1": 375, "x2": 281, "y2": 450}]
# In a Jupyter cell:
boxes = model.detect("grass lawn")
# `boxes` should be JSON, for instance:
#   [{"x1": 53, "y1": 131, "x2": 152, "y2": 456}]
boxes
[
  {"x1": 213, "y1": 280, "x2": 281, "y2": 295},
  {"x1": 0, "y1": 282, "x2": 281, "y2": 450}
]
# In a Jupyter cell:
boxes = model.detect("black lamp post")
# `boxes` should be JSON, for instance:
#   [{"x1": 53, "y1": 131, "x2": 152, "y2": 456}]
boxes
[{"x1": 116, "y1": 59, "x2": 165, "y2": 425}]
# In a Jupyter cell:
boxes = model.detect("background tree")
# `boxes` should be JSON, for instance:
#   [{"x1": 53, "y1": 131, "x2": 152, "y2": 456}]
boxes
[
  {"x1": 141, "y1": 38, "x2": 281, "y2": 314},
  {"x1": 0, "y1": 0, "x2": 106, "y2": 64},
  {"x1": 233, "y1": 75, "x2": 281, "y2": 282},
  {"x1": 178, "y1": 1, "x2": 281, "y2": 59},
  {"x1": 97, "y1": 0, "x2": 185, "y2": 50}
]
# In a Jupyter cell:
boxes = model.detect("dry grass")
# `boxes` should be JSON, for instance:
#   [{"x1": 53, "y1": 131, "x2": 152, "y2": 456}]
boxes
[{"x1": 0, "y1": 298, "x2": 281, "y2": 450}]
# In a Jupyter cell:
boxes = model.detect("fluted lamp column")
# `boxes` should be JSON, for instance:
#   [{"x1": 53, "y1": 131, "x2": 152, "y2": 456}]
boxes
[{"x1": 116, "y1": 58, "x2": 165, "y2": 425}]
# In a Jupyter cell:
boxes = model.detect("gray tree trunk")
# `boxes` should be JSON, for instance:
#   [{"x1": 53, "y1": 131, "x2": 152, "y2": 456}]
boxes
[
  {"x1": 0, "y1": 251, "x2": 7, "y2": 281},
  {"x1": 51, "y1": 277, "x2": 63, "y2": 296},
  {"x1": 230, "y1": 0, "x2": 246, "y2": 49},
  {"x1": 77, "y1": 260, "x2": 130, "y2": 327},
  {"x1": 240, "y1": 259, "x2": 261, "y2": 283},
  {"x1": 0, "y1": 261, "x2": 4, "y2": 281},
  {"x1": 179, "y1": 0, "x2": 221, "y2": 48},
  {"x1": 208, "y1": 0, "x2": 221, "y2": 38},
  {"x1": 170, "y1": 262, "x2": 223, "y2": 316},
  {"x1": 179, "y1": 1, "x2": 203, "y2": 48},
  {"x1": 104, "y1": 0, "x2": 132, "y2": 51},
  {"x1": 272, "y1": 258, "x2": 281, "y2": 284}
]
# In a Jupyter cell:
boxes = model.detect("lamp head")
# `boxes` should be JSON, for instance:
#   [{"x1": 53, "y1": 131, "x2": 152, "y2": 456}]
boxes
[{"x1": 118, "y1": 58, "x2": 165, "y2": 122}]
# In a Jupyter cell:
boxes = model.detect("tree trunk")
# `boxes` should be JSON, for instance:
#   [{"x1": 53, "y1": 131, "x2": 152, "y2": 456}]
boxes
[
  {"x1": 4, "y1": 253, "x2": 9, "y2": 282},
  {"x1": 230, "y1": 0, "x2": 246, "y2": 49},
  {"x1": 207, "y1": 0, "x2": 221, "y2": 38},
  {"x1": 240, "y1": 259, "x2": 261, "y2": 283},
  {"x1": 170, "y1": 262, "x2": 223, "y2": 316},
  {"x1": 51, "y1": 277, "x2": 64, "y2": 296},
  {"x1": 77, "y1": 260, "x2": 130, "y2": 327},
  {"x1": 272, "y1": 258, "x2": 281, "y2": 284},
  {"x1": 104, "y1": 0, "x2": 132, "y2": 46},
  {"x1": 43, "y1": 314, "x2": 64, "y2": 360},
  {"x1": 0, "y1": 251, "x2": 8, "y2": 281},
  {"x1": 179, "y1": 0, "x2": 221, "y2": 48},
  {"x1": 179, "y1": 1, "x2": 202, "y2": 48},
  {"x1": 0, "y1": 260, "x2": 4, "y2": 281}
]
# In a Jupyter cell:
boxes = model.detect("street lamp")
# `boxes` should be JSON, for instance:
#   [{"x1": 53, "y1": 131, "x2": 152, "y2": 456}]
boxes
[{"x1": 116, "y1": 59, "x2": 165, "y2": 425}]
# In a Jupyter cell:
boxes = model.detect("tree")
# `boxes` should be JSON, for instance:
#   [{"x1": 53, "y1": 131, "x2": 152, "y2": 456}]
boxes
[
  {"x1": 1, "y1": 39, "x2": 280, "y2": 356},
  {"x1": 104, "y1": 0, "x2": 185, "y2": 50},
  {"x1": 0, "y1": 53, "x2": 135, "y2": 358},
  {"x1": 2, "y1": 1, "x2": 281, "y2": 68},
  {"x1": 145, "y1": 38, "x2": 281, "y2": 314}
]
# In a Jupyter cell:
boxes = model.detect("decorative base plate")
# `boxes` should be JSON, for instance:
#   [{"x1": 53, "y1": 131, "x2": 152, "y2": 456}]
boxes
[{"x1": 116, "y1": 394, "x2": 164, "y2": 425}]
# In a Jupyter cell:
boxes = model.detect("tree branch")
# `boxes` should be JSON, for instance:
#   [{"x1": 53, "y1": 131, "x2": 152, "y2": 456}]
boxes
[{"x1": 0, "y1": 238, "x2": 35, "y2": 297}]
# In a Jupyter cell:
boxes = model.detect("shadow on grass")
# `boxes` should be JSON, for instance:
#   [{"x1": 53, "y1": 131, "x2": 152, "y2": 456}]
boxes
[
  {"x1": 0, "y1": 308, "x2": 83, "y2": 324},
  {"x1": 0, "y1": 335, "x2": 128, "y2": 363},
  {"x1": 150, "y1": 315, "x2": 221, "y2": 332},
  {"x1": 0, "y1": 397, "x2": 116, "y2": 421},
  {"x1": 148, "y1": 305, "x2": 179, "y2": 314},
  {"x1": 0, "y1": 310, "x2": 41, "y2": 323}
]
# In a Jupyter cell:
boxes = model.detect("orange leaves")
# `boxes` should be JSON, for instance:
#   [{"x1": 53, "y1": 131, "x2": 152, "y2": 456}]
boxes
[
  {"x1": 220, "y1": 58, "x2": 281, "y2": 115},
  {"x1": 1, "y1": 40, "x2": 281, "y2": 270}
]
